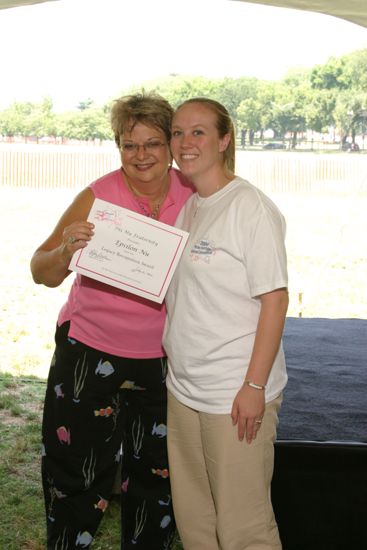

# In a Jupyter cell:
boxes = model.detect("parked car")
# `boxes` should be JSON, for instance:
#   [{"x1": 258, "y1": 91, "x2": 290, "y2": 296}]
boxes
[{"x1": 263, "y1": 142, "x2": 286, "y2": 150}]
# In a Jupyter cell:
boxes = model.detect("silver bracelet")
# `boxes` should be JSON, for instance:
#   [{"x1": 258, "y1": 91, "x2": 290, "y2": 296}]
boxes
[{"x1": 244, "y1": 380, "x2": 266, "y2": 391}]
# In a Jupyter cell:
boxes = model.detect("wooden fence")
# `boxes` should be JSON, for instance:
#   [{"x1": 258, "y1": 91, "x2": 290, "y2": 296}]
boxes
[
  {"x1": 0, "y1": 145, "x2": 121, "y2": 190},
  {"x1": 1, "y1": 145, "x2": 367, "y2": 193},
  {"x1": 237, "y1": 151, "x2": 367, "y2": 193}
]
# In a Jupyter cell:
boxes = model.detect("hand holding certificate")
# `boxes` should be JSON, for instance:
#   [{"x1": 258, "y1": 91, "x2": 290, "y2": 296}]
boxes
[{"x1": 69, "y1": 198, "x2": 188, "y2": 303}]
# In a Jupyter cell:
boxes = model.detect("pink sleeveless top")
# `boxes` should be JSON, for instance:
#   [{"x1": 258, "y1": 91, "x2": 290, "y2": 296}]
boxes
[{"x1": 58, "y1": 168, "x2": 192, "y2": 358}]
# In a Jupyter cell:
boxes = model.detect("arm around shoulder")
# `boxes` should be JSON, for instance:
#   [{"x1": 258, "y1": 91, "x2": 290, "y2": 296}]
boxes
[{"x1": 30, "y1": 188, "x2": 95, "y2": 288}]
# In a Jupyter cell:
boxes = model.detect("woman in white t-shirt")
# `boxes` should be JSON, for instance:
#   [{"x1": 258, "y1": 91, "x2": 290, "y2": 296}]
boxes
[{"x1": 163, "y1": 98, "x2": 288, "y2": 550}]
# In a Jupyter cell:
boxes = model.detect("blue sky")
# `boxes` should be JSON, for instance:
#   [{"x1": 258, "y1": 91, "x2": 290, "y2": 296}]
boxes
[{"x1": 1, "y1": 0, "x2": 367, "y2": 111}]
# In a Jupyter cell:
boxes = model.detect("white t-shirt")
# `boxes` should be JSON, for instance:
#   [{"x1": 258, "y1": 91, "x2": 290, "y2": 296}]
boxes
[{"x1": 163, "y1": 177, "x2": 288, "y2": 414}]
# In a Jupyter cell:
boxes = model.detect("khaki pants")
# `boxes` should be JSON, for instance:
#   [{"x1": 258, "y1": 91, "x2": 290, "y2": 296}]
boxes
[{"x1": 167, "y1": 391, "x2": 282, "y2": 550}]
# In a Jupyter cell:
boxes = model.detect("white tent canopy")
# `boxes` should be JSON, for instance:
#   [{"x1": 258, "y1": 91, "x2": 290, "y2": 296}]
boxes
[
  {"x1": 0, "y1": 0, "x2": 57, "y2": 9},
  {"x1": 234, "y1": 0, "x2": 367, "y2": 29},
  {"x1": 0, "y1": 0, "x2": 366, "y2": 29}
]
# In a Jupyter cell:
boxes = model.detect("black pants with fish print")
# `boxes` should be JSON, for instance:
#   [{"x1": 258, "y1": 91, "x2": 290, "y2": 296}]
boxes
[{"x1": 41, "y1": 321, "x2": 175, "y2": 549}]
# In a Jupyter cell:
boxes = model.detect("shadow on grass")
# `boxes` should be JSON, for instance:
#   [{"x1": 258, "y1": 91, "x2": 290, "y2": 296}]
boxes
[{"x1": 0, "y1": 373, "x2": 183, "y2": 549}]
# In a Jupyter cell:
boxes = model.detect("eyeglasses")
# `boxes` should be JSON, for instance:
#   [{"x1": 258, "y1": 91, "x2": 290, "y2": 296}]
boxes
[{"x1": 119, "y1": 140, "x2": 167, "y2": 154}]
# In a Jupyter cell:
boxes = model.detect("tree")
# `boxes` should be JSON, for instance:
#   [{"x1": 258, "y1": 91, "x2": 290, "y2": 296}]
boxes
[
  {"x1": 1, "y1": 47, "x2": 366, "y2": 145},
  {"x1": 254, "y1": 81, "x2": 279, "y2": 138},
  {"x1": 26, "y1": 97, "x2": 56, "y2": 142},
  {"x1": 134, "y1": 75, "x2": 259, "y2": 127},
  {"x1": 237, "y1": 98, "x2": 262, "y2": 145},
  {"x1": 57, "y1": 108, "x2": 112, "y2": 141},
  {"x1": 338, "y1": 49, "x2": 367, "y2": 91},
  {"x1": 310, "y1": 49, "x2": 367, "y2": 92},
  {"x1": 77, "y1": 98, "x2": 95, "y2": 111},
  {"x1": 305, "y1": 89, "x2": 336, "y2": 134},
  {"x1": 270, "y1": 83, "x2": 309, "y2": 148},
  {"x1": 334, "y1": 91, "x2": 367, "y2": 147},
  {"x1": 213, "y1": 77, "x2": 259, "y2": 126},
  {"x1": 0, "y1": 101, "x2": 33, "y2": 138},
  {"x1": 310, "y1": 57, "x2": 347, "y2": 90},
  {"x1": 136, "y1": 75, "x2": 217, "y2": 109}
]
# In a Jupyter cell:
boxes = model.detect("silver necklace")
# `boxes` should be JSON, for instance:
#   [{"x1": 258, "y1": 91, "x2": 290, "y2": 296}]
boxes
[
  {"x1": 123, "y1": 170, "x2": 168, "y2": 219},
  {"x1": 134, "y1": 197, "x2": 163, "y2": 219}
]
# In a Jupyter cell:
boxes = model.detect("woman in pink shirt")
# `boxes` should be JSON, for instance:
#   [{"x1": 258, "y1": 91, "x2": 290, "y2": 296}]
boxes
[{"x1": 30, "y1": 92, "x2": 192, "y2": 550}]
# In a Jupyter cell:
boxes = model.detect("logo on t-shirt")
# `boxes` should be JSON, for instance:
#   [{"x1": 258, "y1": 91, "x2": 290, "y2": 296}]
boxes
[{"x1": 190, "y1": 237, "x2": 216, "y2": 263}]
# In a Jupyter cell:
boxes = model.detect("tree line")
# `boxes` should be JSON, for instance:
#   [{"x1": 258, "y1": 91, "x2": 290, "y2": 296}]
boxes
[{"x1": 1, "y1": 49, "x2": 366, "y2": 148}]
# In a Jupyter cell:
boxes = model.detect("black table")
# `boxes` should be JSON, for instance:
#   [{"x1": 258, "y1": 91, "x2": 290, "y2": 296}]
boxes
[{"x1": 272, "y1": 317, "x2": 367, "y2": 550}]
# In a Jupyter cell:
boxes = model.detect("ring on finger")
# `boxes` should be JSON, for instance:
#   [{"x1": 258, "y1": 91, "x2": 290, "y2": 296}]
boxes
[
  {"x1": 68, "y1": 236, "x2": 76, "y2": 245},
  {"x1": 255, "y1": 419, "x2": 263, "y2": 424}
]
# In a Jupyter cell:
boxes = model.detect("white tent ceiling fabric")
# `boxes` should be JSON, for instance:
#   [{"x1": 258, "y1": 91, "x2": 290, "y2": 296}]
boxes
[
  {"x1": 0, "y1": 0, "x2": 366, "y2": 28},
  {"x1": 0, "y1": 0, "x2": 57, "y2": 9},
  {"x1": 232, "y1": 0, "x2": 367, "y2": 29}
]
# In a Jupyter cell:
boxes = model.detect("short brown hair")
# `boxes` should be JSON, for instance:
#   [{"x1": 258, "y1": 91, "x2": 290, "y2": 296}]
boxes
[
  {"x1": 175, "y1": 97, "x2": 235, "y2": 172},
  {"x1": 111, "y1": 91, "x2": 173, "y2": 147}
]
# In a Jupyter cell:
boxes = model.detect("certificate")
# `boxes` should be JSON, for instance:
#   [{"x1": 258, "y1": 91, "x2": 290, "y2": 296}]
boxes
[{"x1": 69, "y1": 198, "x2": 189, "y2": 303}]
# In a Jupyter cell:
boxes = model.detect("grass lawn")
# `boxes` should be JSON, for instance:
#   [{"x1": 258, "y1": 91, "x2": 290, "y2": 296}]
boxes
[{"x1": 0, "y1": 184, "x2": 366, "y2": 548}]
